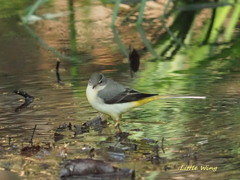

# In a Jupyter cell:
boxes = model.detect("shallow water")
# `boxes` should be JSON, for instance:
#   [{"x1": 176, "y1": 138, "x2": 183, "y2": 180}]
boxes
[{"x1": 0, "y1": 1, "x2": 240, "y2": 180}]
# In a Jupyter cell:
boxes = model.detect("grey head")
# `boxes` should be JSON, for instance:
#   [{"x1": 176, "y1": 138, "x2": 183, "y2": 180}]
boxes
[{"x1": 88, "y1": 73, "x2": 107, "y2": 89}]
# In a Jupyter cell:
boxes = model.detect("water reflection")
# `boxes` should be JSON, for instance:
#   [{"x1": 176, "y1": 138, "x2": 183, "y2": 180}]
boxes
[{"x1": 0, "y1": 0, "x2": 240, "y2": 180}]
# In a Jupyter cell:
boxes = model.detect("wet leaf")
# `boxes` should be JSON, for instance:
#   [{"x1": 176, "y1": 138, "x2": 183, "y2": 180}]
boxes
[
  {"x1": 21, "y1": 145, "x2": 41, "y2": 156},
  {"x1": 86, "y1": 115, "x2": 108, "y2": 132},
  {"x1": 56, "y1": 122, "x2": 70, "y2": 131},
  {"x1": 54, "y1": 132, "x2": 64, "y2": 142},
  {"x1": 129, "y1": 46, "x2": 140, "y2": 73},
  {"x1": 74, "y1": 124, "x2": 89, "y2": 136}
]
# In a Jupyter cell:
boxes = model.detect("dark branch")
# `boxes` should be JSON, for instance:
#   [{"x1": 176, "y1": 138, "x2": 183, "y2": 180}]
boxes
[
  {"x1": 56, "y1": 60, "x2": 64, "y2": 85},
  {"x1": 13, "y1": 89, "x2": 34, "y2": 112},
  {"x1": 161, "y1": 137, "x2": 165, "y2": 154},
  {"x1": 30, "y1": 124, "x2": 37, "y2": 146}
]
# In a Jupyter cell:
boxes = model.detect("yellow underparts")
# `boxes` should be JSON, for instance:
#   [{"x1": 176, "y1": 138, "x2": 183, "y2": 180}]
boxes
[{"x1": 132, "y1": 95, "x2": 167, "y2": 107}]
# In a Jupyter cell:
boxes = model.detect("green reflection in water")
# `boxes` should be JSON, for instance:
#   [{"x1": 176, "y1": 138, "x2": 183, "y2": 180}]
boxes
[
  {"x1": 68, "y1": 0, "x2": 78, "y2": 55},
  {"x1": 0, "y1": 0, "x2": 240, "y2": 179}
]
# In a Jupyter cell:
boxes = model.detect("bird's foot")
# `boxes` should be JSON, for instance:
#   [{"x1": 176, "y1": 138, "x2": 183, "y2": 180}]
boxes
[{"x1": 114, "y1": 121, "x2": 122, "y2": 133}]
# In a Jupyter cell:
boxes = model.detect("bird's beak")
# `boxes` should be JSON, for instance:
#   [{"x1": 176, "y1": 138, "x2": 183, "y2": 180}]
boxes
[{"x1": 92, "y1": 84, "x2": 97, "y2": 89}]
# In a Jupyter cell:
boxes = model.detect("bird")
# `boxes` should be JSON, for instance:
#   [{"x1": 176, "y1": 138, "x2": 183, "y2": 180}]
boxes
[{"x1": 86, "y1": 73, "x2": 205, "y2": 131}]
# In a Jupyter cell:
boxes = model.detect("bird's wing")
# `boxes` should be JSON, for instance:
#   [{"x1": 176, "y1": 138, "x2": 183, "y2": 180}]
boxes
[
  {"x1": 102, "y1": 87, "x2": 157, "y2": 104},
  {"x1": 98, "y1": 79, "x2": 157, "y2": 104}
]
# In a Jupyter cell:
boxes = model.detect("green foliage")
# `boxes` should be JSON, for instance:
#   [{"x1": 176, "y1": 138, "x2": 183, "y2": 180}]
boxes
[
  {"x1": 99, "y1": 0, "x2": 115, "y2": 4},
  {"x1": 178, "y1": 2, "x2": 233, "y2": 11},
  {"x1": 0, "y1": 0, "x2": 30, "y2": 19}
]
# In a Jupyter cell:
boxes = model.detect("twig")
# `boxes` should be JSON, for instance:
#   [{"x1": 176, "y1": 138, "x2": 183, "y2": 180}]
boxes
[
  {"x1": 112, "y1": 27, "x2": 128, "y2": 57},
  {"x1": 22, "y1": 0, "x2": 48, "y2": 24},
  {"x1": 136, "y1": 0, "x2": 146, "y2": 25},
  {"x1": 8, "y1": 137, "x2": 12, "y2": 146},
  {"x1": 136, "y1": 25, "x2": 158, "y2": 58},
  {"x1": 161, "y1": 137, "x2": 165, "y2": 153},
  {"x1": 30, "y1": 124, "x2": 37, "y2": 146},
  {"x1": 56, "y1": 60, "x2": 64, "y2": 85},
  {"x1": 14, "y1": 90, "x2": 34, "y2": 112},
  {"x1": 111, "y1": 0, "x2": 121, "y2": 26},
  {"x1": 14, "y1": 89, "x2": 34, "y2": 99},
  {"x1": 202, "y1": 7, "x2": 216, "y2": 44}
]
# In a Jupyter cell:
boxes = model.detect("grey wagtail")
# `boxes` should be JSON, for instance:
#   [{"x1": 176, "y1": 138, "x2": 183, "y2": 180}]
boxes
[{"x1": 86, "y1": 73, "x2": 206, "y2": 130}]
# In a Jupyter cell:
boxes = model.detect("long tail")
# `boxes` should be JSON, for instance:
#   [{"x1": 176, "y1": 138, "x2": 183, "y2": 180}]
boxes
[
  {"x1": 133, "y1": 95, "x2": 206, "y2": 107},
  {"x1": 157, "y1": 95, "x2": 206, "y2": 99}
]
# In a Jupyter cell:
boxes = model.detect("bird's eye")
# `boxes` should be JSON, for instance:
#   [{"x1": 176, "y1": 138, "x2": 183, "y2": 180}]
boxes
[{"x1": 98, "y1": 80, "x2": 102, "y2": 84}]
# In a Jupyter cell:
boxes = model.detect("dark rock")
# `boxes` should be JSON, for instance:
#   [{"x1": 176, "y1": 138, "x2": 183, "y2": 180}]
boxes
[
  {"x1": 60, "y1": 158, "x2": 135, "y2": 179},
  {"x1": 106, "y1": 151, "x2": 126, "y2": 161},
  {"x1": 115, "y1": 132, "x2": 130, "y2": 141},
  {"x1": 54, "y1": 132, "x2": 64, "y2": 142},
  {"x1": 74, "y1": 124, "x2": 89, "y2": 136},
  {"x1": 21, "y1": 145, "x2": 41, "y2": 156}
]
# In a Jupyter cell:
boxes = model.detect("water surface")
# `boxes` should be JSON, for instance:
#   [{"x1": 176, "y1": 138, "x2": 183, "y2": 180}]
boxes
[{"x1": 0, "y1": 1, "x2": 240, "y2": 180}]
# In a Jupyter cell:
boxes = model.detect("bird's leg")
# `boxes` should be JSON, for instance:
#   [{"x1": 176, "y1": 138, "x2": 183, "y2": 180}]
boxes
[
  {"x1": 98, "y1": 113, "x2": 109, "y2": 121},
  {"x1": 114, "y1": 115, "x2": 122, "y2": 132}
]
